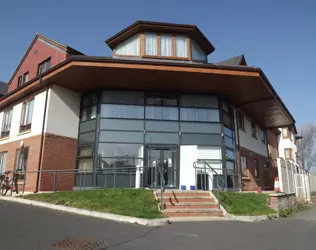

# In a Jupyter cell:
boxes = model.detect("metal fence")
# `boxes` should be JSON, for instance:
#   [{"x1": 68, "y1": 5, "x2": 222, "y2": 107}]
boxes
[{"x1": 13, "y1": 166, "x2": 151, "y2": 194}]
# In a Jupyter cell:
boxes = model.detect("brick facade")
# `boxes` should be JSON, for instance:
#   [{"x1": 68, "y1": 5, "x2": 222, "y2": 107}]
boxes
[
  {"x1": 0, "y1": 133, "x2": 77, "y2": 192},
  {"x1": 240, "y1": 147, "x2": 270, "y2": 191},
  {"x1": 39, "y1": 133, "x2": 77, "y2": 191}
]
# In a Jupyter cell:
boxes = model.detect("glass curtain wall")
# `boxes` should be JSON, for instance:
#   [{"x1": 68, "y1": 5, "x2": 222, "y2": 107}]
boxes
[{"x1": 75, "y1": 90, "x2": 238, "y2": 189}]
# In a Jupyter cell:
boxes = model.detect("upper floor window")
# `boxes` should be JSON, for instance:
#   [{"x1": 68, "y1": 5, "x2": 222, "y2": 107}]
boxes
[
  {"x1": 284, "y1": 148, "x2": 293, "y2": 160},
  {"x1": 282, "y1": 128, "x2": 290, "y2": 139},
  {"x1": 260, "y1": 129, "x2": 266, "y2": 144},
  {"x1": 81, "y1": 94, "x2": 97, "y2": 122},
  {"x1": 17, "y1": 72, "x2": 29, "y2": 88},
  {"x1": 191, "y1": 39, "x2": 207, "y2": 61},
  {"x1": 251, "y1": 121, "x2": 256, "y2": 138},
  {"x1": 1, "y1": 108, "x2": 13, "y2": 138},
  {"x1": 237, "y1": 111, "x2": 245, "y2": 130},
  {"x1": 38, "y1": 58, "x2": 51, "y2": 75},
  {"x1": 115, "y1": 34, "x2": 140, "y2": 56},
  {"x1": 20, "y1": 99, "x2": 34, "y2": 132},
  {"x1": 144, "y1": 33, "x2": 189, "y2": 59}
]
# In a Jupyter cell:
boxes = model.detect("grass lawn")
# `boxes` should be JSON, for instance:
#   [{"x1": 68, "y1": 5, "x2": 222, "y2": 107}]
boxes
[
  {"x1": 213, "y1": 191, "x2": 276, "y2": 216},
  {"x1": 22, "y1": 189, "x2": 163, "y2": 219}
]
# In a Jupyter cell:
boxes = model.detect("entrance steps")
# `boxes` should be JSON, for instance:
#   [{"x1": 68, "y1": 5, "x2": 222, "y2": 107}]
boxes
[{"x1": 156, "y1": 190, "x2": 224, "y2": 217}]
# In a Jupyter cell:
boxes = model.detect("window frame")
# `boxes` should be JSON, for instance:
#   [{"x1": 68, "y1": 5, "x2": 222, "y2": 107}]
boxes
[
  {"x1": 260, "y1": 128, "x2": 266, "y2": 144},
  {"x1": 15, "y1": 147, "x2": 29, "y2": 180},
  {"x1": 253, "y1": 159, "x2": 260, "y2": 179},
  {"x1": 251, "y1": 121, "x2": 256, "y2": 138},
  {"x1": 143, "y1": 33, "x2": 191, "y2": 60},
  {"x1": 1, "y1": 108, "x2": 13, "y2": 138},
  {"x1": 282, "y1": 128, "x2": 290, "y2": 139},
  {"x1": 237, "y1": 111, "x2": 245, "y2": 130},
  {"x1": 20, "y1": 99, "x2": 34, "y2": 132},
  {"x1": 241, "y1": 155, "x2": 249, "y2": 178},
  {"x1": 284, "y1": 148, "x2": 293, "y2": 160},
  {"x1": 37, "y1": 58, "x2": 51, "y2": 76},
  {"x1": 0, "y1": 151, "x2": 7, "y2": 173}
]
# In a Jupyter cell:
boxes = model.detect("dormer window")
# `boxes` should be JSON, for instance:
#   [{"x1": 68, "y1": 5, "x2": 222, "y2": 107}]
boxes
[{"x1": 107, "y1": 21, "x2": 214, "y2": 63}]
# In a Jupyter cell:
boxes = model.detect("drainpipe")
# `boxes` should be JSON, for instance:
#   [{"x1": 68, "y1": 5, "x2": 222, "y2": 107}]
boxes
[{"x1": 34, "y1": 80, "x2": 50, "y2": 193}]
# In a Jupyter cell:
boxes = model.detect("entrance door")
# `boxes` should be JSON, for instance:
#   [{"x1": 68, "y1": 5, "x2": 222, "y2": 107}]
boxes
[{"x1": 145, "y1": 147, "x2": 178, "y2": 189}]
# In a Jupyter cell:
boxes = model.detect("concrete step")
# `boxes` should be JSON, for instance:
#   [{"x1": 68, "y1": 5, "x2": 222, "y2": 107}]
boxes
[
  {"x1": 164, "y1": 202, "x2": 218, "y2": 209},
  {"x1": 157, "y1": 191, "x2": 211, "y2": 197},
  {"x1": 162, "y1": 208, "x2": 223, "y2": 217},
  {"x1": 160, "y1": 196, "x2": 215, "y2": 203}
]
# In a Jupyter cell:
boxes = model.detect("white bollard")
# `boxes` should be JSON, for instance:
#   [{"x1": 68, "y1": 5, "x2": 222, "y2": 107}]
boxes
[{"x1": 135, "y1": 164, "x2": 141, "y2": 188}]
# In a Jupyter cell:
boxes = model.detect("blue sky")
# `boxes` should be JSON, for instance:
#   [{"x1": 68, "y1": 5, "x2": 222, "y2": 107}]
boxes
[{"x1": 0, "y1": 0, "x2": 315, "y2": 126}]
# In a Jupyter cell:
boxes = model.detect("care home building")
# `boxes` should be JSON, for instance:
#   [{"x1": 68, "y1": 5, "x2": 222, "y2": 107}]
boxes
[{"x1": 0, "y1": 20, "x2": 297, "y2": 192}]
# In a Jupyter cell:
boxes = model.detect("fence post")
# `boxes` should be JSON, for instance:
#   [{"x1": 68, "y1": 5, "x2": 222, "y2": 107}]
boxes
[
  {"x1": 277, "y1": 158, "x2": 284, "y2": 192},
  {"x1": 285, "y1": 161, "x2": 291, "y2": 194}
]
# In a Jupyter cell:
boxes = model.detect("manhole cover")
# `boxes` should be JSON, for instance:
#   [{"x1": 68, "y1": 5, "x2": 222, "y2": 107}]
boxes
[{"x1": 51, "y1": 238, "x2": 105, "y2": 250}]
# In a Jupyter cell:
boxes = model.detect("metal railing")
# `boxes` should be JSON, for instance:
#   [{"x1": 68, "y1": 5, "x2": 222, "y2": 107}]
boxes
[
  {"x1": 193, "y1": 160, "x2": 241, "y2": 209},
  {"x1": 156, "y1": 164, "x2": 166, "y2": 209},
  {"x1": 8, "y1": 166, "x2": 167, "y2": 199}
]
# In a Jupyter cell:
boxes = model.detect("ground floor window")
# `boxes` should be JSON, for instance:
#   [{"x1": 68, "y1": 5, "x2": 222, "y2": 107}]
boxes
[
  {"x1": 0, "y1": 152, "x2": 7, "y2": 173},
  {"x1": 241, "y1": 156, "x2": 248, "y2": 177},
  {"x1": 15, "y1": 147, "x2": 29, "y2": 180}
]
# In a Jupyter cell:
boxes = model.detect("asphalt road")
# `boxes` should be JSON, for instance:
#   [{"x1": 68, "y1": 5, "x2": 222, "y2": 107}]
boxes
[{"x1": 0, "y1": 200, "x2": 316, "y2": 250}]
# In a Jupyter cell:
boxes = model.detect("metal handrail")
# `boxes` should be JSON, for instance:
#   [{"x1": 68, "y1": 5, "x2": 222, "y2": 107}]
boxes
[
  {"x1": 193, "y1": 159, "x2": 228, "y2": 209},
  {"x1": 156, "y1": 164, "x2": 166, "y2": 210}
]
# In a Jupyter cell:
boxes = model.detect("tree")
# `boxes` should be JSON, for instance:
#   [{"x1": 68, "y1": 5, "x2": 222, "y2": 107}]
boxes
[{"x1": 296, "y1": 124, "x2": 316, "y2": 171}]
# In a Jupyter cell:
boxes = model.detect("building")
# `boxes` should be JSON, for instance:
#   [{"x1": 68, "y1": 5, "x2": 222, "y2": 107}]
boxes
[{"x1": 0, "y1": 20, "x2": 296, "y2": 192}]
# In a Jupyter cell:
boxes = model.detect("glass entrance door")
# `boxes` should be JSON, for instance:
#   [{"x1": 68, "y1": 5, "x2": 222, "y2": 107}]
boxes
[{"x1": 145, "y1": 147, "x2": 178, "y2": 189}]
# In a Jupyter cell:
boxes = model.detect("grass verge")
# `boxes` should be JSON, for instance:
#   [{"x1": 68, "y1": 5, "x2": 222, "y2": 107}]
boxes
[
  {"x1": 22, "y1": 189, "x2": 163, "y2": 219},
  {"x1": 213, "y1": 191, "x2": 275, "y2": 216}
]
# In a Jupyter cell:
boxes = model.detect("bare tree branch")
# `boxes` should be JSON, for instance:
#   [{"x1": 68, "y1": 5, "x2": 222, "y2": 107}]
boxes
[{"x1": 297, "y1": 124, "x2": 316, "y2": 171}]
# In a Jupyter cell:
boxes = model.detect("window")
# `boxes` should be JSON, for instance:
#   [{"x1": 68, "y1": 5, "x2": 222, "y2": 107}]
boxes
[
  {"x1": 260, "y1": 129, "x2": 266, "y2": 144},
  {"x1": 251, "y1": 121, "x2": 256, "y2": 138},
  {"x1": 144, "y1": 33, "x2": 189, "y2": 59},
  {"x1": 191, "y1": 39, "x2": 206, "y2": 61},
  {"x1": 254, "y1": 159, "x2": 259, "y2": 178},
  {"x1": 1, "y1": 108, "x2": 13, "y2": 137},
  {"x1": 0, "y1": 152, "x2": 7, "y2": 173},
  {"x1": 282, "y1": 128, "x2": 290, "y2": 139},
  {"x1": 81, "y1": 105, "x2": 97, "y2": 121},
  {"x1": 23, "y1": 72, "x2": 28, "y2": 84},
  {"x1": 145, "y1": 33, "x2": 157, "y2": 56},
  {"x1": 237, "y1": 112, "x2": 245, "y2": 130},
  {"x1": 17, "y1": 76, "x2": 22, "y2": 87},
  {"x1": 180, "y1": 108, "x2": 220, "y2": 122},
  {"x1": 160, "y1": 34, "x2": 172, "y2": 57},
  {"x1": 241, "y1": 156, "x2": 248, "y2": 177},
  {"x1": 284, "y1": 148, "x2": 293, "y2": 160},
  {"x1": 20, "y1": 99, "x2": 34, "y2": 131},
  {"x1": 175, "y1": 35, "x2": 188, "y2": 58},
  {"x1": 15, "y1": 147, "x2": 29, "y2": 180},
  {"x1": 115, "y1": 34, "x2": 140, "y2": 56},
  {"x1": 37, "y1": 58, "x2": 51, "y2": 75},
  {"x1": 17, "y1": 72, "x2": 28, "y2": 88}
]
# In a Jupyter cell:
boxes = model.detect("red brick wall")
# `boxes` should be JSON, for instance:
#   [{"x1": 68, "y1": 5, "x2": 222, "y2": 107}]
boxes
[
  {"x1": 0, "y1": 133, "x2": 77, "y2": 192},
  {"x1": 240, "y1": 147, "x2": 269, "y2": 191},
  {"x1": 39, "y1": 133, "x2": 77, "y2": 191},
  {"x1": 0, "y1": 135, "x2": 42, "y2": 192},
  {"x1": 8, "y1": 39, "x2": 67, "y2": 93}
]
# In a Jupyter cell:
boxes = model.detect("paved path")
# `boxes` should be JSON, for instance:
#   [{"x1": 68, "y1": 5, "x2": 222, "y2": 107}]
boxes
[{"x1": 1, "y1": 200, "x2": 316, "y2": 250}]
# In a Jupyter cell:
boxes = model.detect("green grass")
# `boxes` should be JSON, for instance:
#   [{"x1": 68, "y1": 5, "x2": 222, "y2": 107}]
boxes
[
  {"x1": 213, "y1": 191, "x2": 276, "y2": 216},
  {"x1": 22, "y1": 189, "x2": 163, "y2": 219}
]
